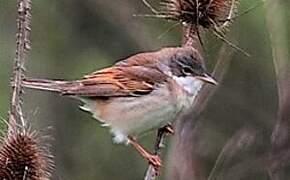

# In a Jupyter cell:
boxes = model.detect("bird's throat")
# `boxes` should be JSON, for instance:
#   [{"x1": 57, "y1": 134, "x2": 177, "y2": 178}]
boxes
[{"x1": 173, "y1": 76, "x2": 204, "y2": 100}]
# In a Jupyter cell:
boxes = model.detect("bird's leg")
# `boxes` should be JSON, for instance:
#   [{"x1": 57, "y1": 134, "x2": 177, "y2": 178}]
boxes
[
  {"x1": 128, "y1": 124, "x2": 174, "y2": 169},
  {"x1": 153, "y1": 123, "x2": 174, "y2": 152},
  {"x1": 128, "y1": 136, "x2": 162, "y2": 168},
  {"x1": 162, "y1": 123, "x2": 174, "y2": 135}
]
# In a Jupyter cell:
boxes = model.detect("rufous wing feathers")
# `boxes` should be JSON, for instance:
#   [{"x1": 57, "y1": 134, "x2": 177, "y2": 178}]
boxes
[{"x1": 23, "y1": 66, "x2": 167, "y2": 97}]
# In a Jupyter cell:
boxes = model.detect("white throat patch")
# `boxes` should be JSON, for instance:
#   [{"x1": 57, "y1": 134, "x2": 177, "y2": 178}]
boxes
[{"x1": 173, "y1": 76, "x2": 204, "y2": 97}]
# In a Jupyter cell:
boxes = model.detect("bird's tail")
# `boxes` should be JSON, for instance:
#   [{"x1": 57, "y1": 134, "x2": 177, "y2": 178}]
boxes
[{"x1": 22, "y1": 78, "x2": 74, "y2": 93}]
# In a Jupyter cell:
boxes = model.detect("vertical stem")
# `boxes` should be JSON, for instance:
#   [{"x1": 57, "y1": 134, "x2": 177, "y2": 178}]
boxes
[
  {"x1": 182, "y1": 24, "x2": 203, "y2": 56},
  {"x1": 266, "y1": 0, "x2": 290, "y2": 178},
  {"x1": 144, "y1": 128, "x2": 168, "y2": 180},
  {"x1": 9, "y1": 0, "x2": 32, "y2": 133}
]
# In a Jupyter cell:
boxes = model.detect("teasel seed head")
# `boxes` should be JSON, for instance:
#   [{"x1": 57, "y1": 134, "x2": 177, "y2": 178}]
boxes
[
  {"x1": 0, "y1": 128, "x2": 53, "y2": 180},
  {"x1": 160, "y1": 0, "x2": 238, "y2": 30}
]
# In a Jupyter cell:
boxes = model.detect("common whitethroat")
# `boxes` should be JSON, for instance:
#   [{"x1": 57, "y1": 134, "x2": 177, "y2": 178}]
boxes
[{"x1": 23, "y1": 46, "x2": 217, "y2": 168}]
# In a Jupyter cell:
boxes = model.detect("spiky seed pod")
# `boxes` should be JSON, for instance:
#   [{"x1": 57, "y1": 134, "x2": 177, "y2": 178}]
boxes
[
  {"x1": 160, "y1": 0, "x2": 237, "y2": 29},
  {"x1": 0, "y1": 131, "x2": 53, "y2": 180}
]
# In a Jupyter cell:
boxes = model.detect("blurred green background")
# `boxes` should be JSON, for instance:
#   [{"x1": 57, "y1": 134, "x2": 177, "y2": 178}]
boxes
[{"x1": 0, "y1": 0, "x2": 289, "y2": 179}]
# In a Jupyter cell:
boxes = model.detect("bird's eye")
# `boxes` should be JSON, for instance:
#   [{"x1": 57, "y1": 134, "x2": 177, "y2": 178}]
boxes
[{"x1": 182, "y1": 66, "x2": 193, "y2": 75}]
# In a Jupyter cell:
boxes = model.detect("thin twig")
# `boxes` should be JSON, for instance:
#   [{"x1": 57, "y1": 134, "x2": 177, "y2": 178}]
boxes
[
  {"x1": 182, "y1": 24, "x2": 204, "y2": 57},
  {"x1": 212, "y1": 29, "x2": 250, "y2": 57},
  {"x1": 144, "y1": 127, "x2": 169, "y2": 180},
  {"x1": 9, "y1": 0, "x2": 32, "y2": 134},
  {"x1": 142, "y1": 0, "x2": 159, "y2": 14}
]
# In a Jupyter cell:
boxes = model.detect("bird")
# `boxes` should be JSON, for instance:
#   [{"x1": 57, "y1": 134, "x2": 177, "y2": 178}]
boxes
[{"x1": 22, "y1": 46, "x2": 217, "y2": 168}]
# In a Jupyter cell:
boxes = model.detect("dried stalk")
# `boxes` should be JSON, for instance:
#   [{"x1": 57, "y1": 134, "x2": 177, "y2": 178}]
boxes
[
  {"x1": 9, "y1": 0, "x2": 32, "y2": 133},
  {"x1": 144, "y1": 127, "x2": 170, "y2": 180},
  {"x1": 266, "y1": 0, "x2": 290, "y2": 178},
  {"x1": 182, "y1": 25, "x2": 203, "y2": 55},
  {"x1": 0, "y1": 1, "x2": 54, "y2": 179}
]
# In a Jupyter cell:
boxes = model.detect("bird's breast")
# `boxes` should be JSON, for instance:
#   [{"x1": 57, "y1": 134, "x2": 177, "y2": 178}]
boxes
[{"x1": 79, "y1": 77, "x2": 203, "y2": 144}]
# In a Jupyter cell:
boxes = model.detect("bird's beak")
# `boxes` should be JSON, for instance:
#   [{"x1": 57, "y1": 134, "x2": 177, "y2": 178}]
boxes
[{"x1": 196, "y1": 73, "x2": 218, "y2": 85}]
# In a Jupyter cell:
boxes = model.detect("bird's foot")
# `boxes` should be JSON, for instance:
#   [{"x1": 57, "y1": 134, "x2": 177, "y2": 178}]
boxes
[
  {"x1": 128, "y1": 136, "x2": 162, "y2": 169},
  {"x1": 146, "y1": 154, "x2": 162, "y2": 169}
]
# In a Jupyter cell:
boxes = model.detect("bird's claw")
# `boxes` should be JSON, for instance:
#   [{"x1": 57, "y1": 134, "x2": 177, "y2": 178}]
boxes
[
  {"x1": 147, "y1": 154, "x2": 162, "y2": 169},
  {"x1": 163, "y1": 124, "x2": 174, "y2": 135}
]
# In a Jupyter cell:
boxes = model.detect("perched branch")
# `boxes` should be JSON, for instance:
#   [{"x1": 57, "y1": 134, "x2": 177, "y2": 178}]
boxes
[
  {"x1": 144, "y1": 128, "x2": 169, "y2": 180},
  {"x1": 9, "y1": 0, "x2": 32, "y2": 133}
]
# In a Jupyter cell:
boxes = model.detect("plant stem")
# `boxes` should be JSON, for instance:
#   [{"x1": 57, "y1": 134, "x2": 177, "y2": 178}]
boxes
[{"x1": 9, "y1": 0, "x2": 32, "y2": 133}]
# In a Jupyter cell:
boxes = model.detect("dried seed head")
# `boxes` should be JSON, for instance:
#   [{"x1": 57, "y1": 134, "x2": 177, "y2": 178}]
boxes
[
  {"x1": 160, "y1": 0, "x2": 237, "y2": 29},
  {"x1": 0, "y1": 130, "x2": 53, "y2": 180}
]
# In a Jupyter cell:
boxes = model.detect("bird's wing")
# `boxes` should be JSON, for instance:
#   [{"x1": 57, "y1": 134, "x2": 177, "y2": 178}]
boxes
[{"x1": 63, "y1": 66, "x2": 167, "y2": 97}]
